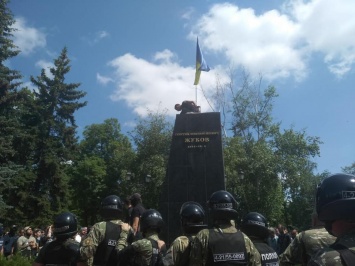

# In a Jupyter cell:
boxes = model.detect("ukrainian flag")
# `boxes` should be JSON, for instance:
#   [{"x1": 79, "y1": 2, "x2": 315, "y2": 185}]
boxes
[{"x1": 194, "y1": 37, "x2": 210, "y2": 85}]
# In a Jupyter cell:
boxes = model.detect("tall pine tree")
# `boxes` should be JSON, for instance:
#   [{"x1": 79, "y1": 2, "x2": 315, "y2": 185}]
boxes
[
  {"x1": 28, "y1": 47, "x2": 87, "y2": 224},
  {"x1": 0, "y1": 0, "x2": 23, "y2": 214}
]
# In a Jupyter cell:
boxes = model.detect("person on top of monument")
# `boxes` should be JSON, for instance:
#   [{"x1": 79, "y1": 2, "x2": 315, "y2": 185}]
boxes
[{"x1": 174, "y1": 100, "x2": 201, "y2": 114}]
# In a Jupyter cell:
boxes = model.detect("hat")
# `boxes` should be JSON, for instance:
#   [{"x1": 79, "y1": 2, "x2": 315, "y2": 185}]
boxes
[
  {"x1": 24, "y1": 226, "x2": 32, "y2": 231},
  {"x1": 130, "y1": 193, "x2": 141, "y2": 201}
]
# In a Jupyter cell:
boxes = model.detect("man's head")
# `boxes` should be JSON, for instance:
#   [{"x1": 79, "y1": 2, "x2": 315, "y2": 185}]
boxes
[
  {"x1": 316, "y1": 173, "x2": 355, "y2": 236},
  {"x1": 180, "y1": 201, "x2": 207, "y2": 235},
  {"x1": 34, "y1": 228, "x2": 42, "y2": 238},
  {"x1": 100, "y1": 195, "x2": 124, "y2": 220},
  {"x1": 140, "y1": 209, "x2": 164, "y2": 236},
  {"x1": 240, "y1": 212, "x2": 269, "y2": 239},
  {"x1": 207, "y1": 190, "x2": 238, "y2": 222},
  {"x1": 80, "y1": 227, "x2": 87, "y2": 236},
  {"x1": 53, "y1": 212, "x2": 78, "y2": 239},
  {"x1": 130, "y1": 193, "x2": 142, "y2": 207},
  {"x1": 124, "y1": 197, "x2": 131, "y2": 208},
  {"x1": 291, "y1": 229, "x2": 298, "y2": 239},
  {"x1": 24, "y1": 226, "x2": 32, "y2": 237}
]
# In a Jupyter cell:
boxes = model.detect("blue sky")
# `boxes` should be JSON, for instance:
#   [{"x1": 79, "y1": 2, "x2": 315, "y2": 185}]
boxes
[{"x1": 7, "y1": 0, "x2": 355, "y2": 174}]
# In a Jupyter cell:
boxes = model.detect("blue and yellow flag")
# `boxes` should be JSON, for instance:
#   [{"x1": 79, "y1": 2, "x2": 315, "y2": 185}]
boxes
[{"x1": 194, "y1": 37, "x2": 210, "y2": 85}]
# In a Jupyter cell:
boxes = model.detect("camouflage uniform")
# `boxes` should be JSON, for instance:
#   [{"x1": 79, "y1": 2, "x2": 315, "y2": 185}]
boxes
[
  {"x1": 117, "y1": 232, "x2": 164, "y2": 265},
  {"x1": 279, "y1": 227, "x2": 336, "y2": 265},
  {"x1": 163, "y1": 235, "x2": 195, "y2": 266},
  {"x1": 80, "y1": 220, "x2": 131, "y2": 263},
  {"x1": 189, "y1": 223, "x2": 261, "y2": 266},
  {"x1": 308, "y1": 231, "x2": 355, "y2": 266}
]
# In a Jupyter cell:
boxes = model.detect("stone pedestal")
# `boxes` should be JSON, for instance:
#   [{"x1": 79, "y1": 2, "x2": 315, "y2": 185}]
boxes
[{"x1": 159, "y1": 112, "x2": 225, "y2": 244}]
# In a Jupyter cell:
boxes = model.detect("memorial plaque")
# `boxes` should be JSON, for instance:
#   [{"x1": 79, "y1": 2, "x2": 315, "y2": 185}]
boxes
[{"x1": 159, "y1": 112, "x2": 225, "y2": 245}]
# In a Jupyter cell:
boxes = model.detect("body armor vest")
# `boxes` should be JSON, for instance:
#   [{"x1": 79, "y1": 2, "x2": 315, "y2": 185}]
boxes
[
  {"x1": 253, "y1": 242, "x2": 279, "y2": 266},
  {"x1": 207, "y1": 229, "x2": 248, "y2": 265},
  {"x1": 44, "y1": 239, "x2": 79, "y2": 266},
  {"x1": 93, "y1": 222, "x2": 121, "y2": 266}
]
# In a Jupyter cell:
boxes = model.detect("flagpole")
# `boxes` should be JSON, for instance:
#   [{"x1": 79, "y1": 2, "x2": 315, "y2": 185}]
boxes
[{"x1": 195, "y1": 85, "x2": 197, "y2": 104}]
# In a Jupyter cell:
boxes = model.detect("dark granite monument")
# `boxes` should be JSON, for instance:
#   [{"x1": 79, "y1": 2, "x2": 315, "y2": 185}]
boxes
[{"x1": 159, "y1": 112, "x2": 225, "y2": 245}]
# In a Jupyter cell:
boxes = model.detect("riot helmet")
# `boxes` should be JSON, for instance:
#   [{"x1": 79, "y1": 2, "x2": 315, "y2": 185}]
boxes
[
  {"x1": 100, "y1": 195, "x2": 123, "y2": 220},
  {"x1": 240, "y1": 212, "x2": 269, "y2": 239},
  {"x1": 53, "y1": 212, "x2": 78, "y2": 239},
  {"x1": 140, "y1": 209, "x2": 164, "y2": 234},
  {"x1": 180, "y1": 201, "x2": 207, "y2": 234},
  {"x1": 208, "y1": 190, "x2": 238, "y2": 221},
  {"x1": 316, "y1": 173, "x2": 355, "y2": 222}
]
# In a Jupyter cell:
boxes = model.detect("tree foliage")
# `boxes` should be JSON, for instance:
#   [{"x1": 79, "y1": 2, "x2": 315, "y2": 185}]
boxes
[
  {"x1": 0, "y1": 0, "x2": 23, "y2": 214},
  {"x1": 129, "y1": 108, "x2": 173, "y2": 209},
  {"x1": 16, "y1": 47, "x2": 87, "y2": 225},
  {"x1": 217, "y1": 70, "x2": 322, "y2": 229},
  {"x1": 76, "y1": 118, "x2": 135, "y2": 218}
]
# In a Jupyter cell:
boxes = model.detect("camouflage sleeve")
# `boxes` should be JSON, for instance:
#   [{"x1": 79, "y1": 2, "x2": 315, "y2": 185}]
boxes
[
  {"x1": 163, "y1": 236, "x2": 190, "y2": 266},
  {"x1": 189, "y1": 230, "x2": 209, "y2": 266},
  {"x1": 308, "y1": 248, "x2": 344, "y2": 266},
  {"x1": 243, "y1": 234, "x2": 261, "y2": 266},
  {"x1": 80, "y1": 222, "x2": 105, "y2": 260},
  {"x1": 117, "y1": 222, "x2": 133, "y2": 251},
  {"x1": 279, "y1": 232, "x2": 303, "y2": 265}
]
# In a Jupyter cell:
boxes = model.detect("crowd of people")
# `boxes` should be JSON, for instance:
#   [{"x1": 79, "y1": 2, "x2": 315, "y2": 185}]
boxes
[{"x1": 0, "y1": 173, "x2": 355, "y2": 265}]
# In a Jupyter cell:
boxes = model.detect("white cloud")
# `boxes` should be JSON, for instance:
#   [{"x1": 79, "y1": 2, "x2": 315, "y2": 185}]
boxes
[
  {"x1": 96, "y1": 73, "x2": 114, "y2": 85},
  {"x1": 191, "y1": 3, "x2": 306, "y2": 81},
  {"x1": 108, "y1": 51, "x2": 226, "y2": 117},
  {"x1": 12, "y1": 17, "x2": 46, "y2": 55},
  {"x1": 35, "y1": 60, "x2": 54, "y2": 79},
  {"x1": 82, "y1": 30, "x2": 110, "y2": 45},
  {"x1": 190, "y1": 0, "x2": 355, "y2": 80},
  {"x1": 285, "y1": 0, "x2": 355, "y2": 77}
]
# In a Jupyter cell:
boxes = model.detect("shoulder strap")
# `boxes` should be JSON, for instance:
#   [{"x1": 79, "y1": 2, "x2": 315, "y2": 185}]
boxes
[
  {"x1": 330, "y1": 242, "x2": 355, "y2": 266},
  {"x1": 148, "y1": 238, "x2": 159, "y2": 266}
]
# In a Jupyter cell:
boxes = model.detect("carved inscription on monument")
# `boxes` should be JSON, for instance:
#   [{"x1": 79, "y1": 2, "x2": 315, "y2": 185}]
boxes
[{"x1": 174, "y1": 131, "x2": 219, "y2": 149}]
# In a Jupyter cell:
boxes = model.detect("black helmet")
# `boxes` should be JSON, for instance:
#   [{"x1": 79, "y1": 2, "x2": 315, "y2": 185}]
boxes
[
  {"x1": 316, "y1": 173, "x2": 355, "y2": 221},
  {"x1": 208, "y1": 190, "x2": 238, "y2": 220},
  {"x1": 240, "y1": 212, "x2": 269, "y2": 239},
  {"x1": 180, "y1": 201, "x2": 207, "y2": 234},
  {"x1": 53, "y1": 212, "x2": 78, "y2": 239},
  {"x1": 100, "y1": 195, "x2": 123, "y2": 220},
  {"x1": 140, "y1": 209, "x2": 164, "y2": 233}
]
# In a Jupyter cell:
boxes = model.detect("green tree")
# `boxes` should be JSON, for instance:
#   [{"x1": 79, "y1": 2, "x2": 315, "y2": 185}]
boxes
[
  {"x1": 219, "y1": 71, "x2": 321, "y2": 228},
  {"x1": 343, "y1": 162, "x2": 355, "y2": 175},
  {"x1": 0, "y1": 0, "x2": 23, "y2": 213},
  {"x1": 69, "y1": 156, "x2": 106, "y2": 226},
  {"x1": 25, "y1": 47, "x2": 87, "y2": 225},
  {"x1": 77, "y1": 118, "x2": 134, "y2": 207},
  {"x1": 130, "y1": 108, "x2": 173, "y2": 209}
]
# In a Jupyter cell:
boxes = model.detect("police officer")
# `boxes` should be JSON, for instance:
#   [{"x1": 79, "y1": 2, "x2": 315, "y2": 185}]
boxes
[
  {"x1": 33, "y1": 212, "x2": 84, "y2": 266},
  {"x1": 117, "y1": 209, "x2": 166, "y2": 265},
  {"x1": 189, "y1": 190, "x2": 261, "y2": 265},
  {"x1": 240, "y1": 212, "x2": 279, "y2": 266},
  {"x1": 80, "y1": 195, "x2": 133, "y2": 266},
  {"x1": 308, "y1": 173, "x2": 355, "y2": 265},
  {"x1": 163, "y1": 201, "x2": 207, "y2": 266},
  {"x1": 279, "y1": 212, "x2": 335, "y2": 265}
]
